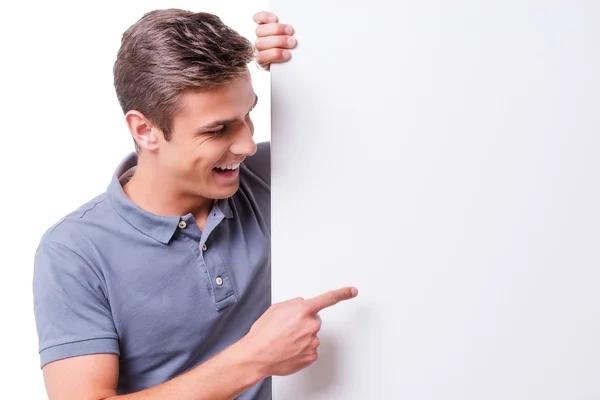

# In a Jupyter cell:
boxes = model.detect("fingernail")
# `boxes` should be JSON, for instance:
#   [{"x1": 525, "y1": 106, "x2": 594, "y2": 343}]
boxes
[
  {"x1": 351, "y1": 287, "x2": 358, "y2": 296},
  {"x1": 287, "y1": 37, "x2": 295, "y2": 46},
  {"x1": 282, "y1": 50, "x2": 291, "y2": 59},
  {"x1": 285, "y1": 25, "x2": 294, "y2": 35},
  {"x1": 269, "y1": 15, "x2": 277, "y2": 22}
]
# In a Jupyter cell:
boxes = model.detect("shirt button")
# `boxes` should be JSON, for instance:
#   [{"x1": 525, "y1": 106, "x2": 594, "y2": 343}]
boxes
[
  {"x1": 202, "y1": 243, "x2": 208, "y2": 251},
  {"x1": 178, "y1": 221, "x2": 187, "y2": 229},
  {"x1": 215, "y1": 276, "x2": 223, "y2": 286}
]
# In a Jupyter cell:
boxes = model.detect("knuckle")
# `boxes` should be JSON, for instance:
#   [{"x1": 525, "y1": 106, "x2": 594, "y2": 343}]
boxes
[
  {"x1": 271, "y1": 300, "x2": 283, "y2": 308},
  {"x1": 270, "y1": 48, "x2": 283, "y2": 58},
  {"x1": 256, "y1": 25, "x2": 271, "y2": 37},
  {"x1": 281, "y1": 36, "x2": 293, "y2": 48},
  {"x1": 311, "y1": 321, "x2": 321, "y2": 334},
  {"x1": 258, "y1": 25, "x2": 270, "y2": 36},
  {"x1": 300, "y1": 302, "x2": 313, "y2": 316},
  {"x1": 329, "y1": 292, "x2": 339, "y2": 304},
  {"x1": 277, "y1": 24, "x2": 288, "y2": 34},
  {"x1": 258, "y1": 12, "x2": 270, "y2": 23}
]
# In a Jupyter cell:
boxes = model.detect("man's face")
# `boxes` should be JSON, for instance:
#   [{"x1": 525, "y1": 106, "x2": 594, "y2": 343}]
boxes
[{"x1": 155, "y1": 70, "x2": 258, "y2": 200}]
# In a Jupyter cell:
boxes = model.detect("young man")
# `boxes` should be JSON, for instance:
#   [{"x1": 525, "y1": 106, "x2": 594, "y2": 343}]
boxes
[{"x1": 33, "y1": 8, "x2": 357, "y2": 400}]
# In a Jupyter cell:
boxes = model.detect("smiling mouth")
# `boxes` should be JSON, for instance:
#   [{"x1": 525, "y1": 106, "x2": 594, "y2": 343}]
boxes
[
  {"x1": 213, "y1": 162, "x2": 241, "y2": 172},
  {"x1": 213, "y1": 163, "x2": 241, "y2": 179}
]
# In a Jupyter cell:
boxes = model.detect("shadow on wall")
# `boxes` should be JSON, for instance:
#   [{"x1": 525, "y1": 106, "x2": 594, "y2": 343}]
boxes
[
  {"x1": 299, "y1": 332, "x2": 341, "y2": 396},
  {"x1": 279, "y1": 303, "x2": 373, "y2": 399}
]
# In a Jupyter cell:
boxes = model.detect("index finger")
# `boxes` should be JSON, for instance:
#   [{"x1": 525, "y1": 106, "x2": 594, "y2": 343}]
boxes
[
  {"x1": 304, "y1": 287, "x2": 359, "y2": 313},
  {"x1": 253, "y1": 11, "x2": 278, "y2": 24}
]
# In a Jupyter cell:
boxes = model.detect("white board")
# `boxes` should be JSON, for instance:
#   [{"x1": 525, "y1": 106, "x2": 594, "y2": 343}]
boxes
[{"x1": 270, "y1": 1, "x2": 600, "y2": 399}]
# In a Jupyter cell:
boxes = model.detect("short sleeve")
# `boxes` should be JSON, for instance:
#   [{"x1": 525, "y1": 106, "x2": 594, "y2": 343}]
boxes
[{"x1": 33, "y1": 240, "x2": 119, "y2": 368}]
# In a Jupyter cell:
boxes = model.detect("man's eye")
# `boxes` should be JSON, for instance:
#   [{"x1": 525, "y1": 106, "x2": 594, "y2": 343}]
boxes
[{"x1": 207, "y1": 127, "x2": 225, "y2": 135}]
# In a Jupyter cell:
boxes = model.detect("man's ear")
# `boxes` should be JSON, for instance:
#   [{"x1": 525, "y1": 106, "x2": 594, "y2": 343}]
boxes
[{"x1": 125, "y1": 110, "x2": 160, "y2": 151}]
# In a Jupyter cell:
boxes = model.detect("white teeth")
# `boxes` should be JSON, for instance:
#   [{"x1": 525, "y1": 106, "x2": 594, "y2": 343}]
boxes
[{"x1": 216, "y1": 163, "x2": 241, "y2": 171}]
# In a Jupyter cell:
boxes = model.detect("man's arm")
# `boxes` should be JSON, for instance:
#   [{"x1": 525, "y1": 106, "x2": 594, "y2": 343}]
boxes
[
  {"x1": 43, "y1": 338, "x2": 262, "y2": 400},
  {"x1": 43, "y1": 287, "x2": 358, "y2": 400}
]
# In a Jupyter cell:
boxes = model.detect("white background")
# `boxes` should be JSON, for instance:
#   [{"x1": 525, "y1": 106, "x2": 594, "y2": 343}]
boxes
[
  {"x1": 0, "y1": 1, "x2": 270, "y2": 397},
  {"x1": 271, "y1": 1, "x2": 600, "y2": 399}
]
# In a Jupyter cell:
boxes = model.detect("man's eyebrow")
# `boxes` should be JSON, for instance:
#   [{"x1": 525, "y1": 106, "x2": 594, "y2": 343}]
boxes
[
  {"x1": 199, "y1": 118, "x2": 237, "y2": 130},
  {"x1": 198, "y1": 94, "x2": 258, "y2": 131}
]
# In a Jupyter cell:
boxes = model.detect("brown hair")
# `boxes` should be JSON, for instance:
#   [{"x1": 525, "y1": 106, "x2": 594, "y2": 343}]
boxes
[{"x1": 113, "y1": 9, "x2": 255, "y2": 141}]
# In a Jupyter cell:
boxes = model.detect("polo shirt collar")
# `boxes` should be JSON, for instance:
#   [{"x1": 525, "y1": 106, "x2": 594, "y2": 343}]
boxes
[
  {"x1": 107, "y1": 152, "x2": 233, "y2": 244},
  {"x1": 216, "y1": 196, "x2": 233, "y2": 219}
]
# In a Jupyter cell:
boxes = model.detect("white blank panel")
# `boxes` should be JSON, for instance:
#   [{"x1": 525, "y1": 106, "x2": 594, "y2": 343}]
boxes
[{"x1": 271, "y1": 1, "x2": 600, "y2": 399}]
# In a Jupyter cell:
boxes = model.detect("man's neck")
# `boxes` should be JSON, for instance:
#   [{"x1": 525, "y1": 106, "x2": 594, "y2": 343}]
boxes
[{"x1": 122, "y1": 163, "x2": 213, "y2": 230}]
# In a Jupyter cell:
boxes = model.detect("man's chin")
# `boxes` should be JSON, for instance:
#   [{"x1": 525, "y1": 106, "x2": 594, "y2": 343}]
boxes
[{"x1": 208, "y1": 181, "x2": 241, "y2": 200}]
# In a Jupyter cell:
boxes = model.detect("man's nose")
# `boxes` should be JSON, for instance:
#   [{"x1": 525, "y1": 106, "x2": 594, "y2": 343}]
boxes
[{"x1": 230, "y1": 123, "x2": 257, "y2": 156}]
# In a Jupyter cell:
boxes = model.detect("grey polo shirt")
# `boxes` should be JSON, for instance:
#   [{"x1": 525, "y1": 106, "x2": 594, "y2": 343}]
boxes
[{"x1": 33, "y1": 142, "x2": 272, "y2": 399}]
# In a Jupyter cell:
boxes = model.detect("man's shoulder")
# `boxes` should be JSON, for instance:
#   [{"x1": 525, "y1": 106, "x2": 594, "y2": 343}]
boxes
[{"x1": 39, "y1": 192, "x2": 112, "y2": 250}]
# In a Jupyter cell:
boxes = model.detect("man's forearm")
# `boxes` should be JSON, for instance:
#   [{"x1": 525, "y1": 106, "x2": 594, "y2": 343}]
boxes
[{"x1": 107, "y1": 337, "x2": 266, "y2": 400}]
